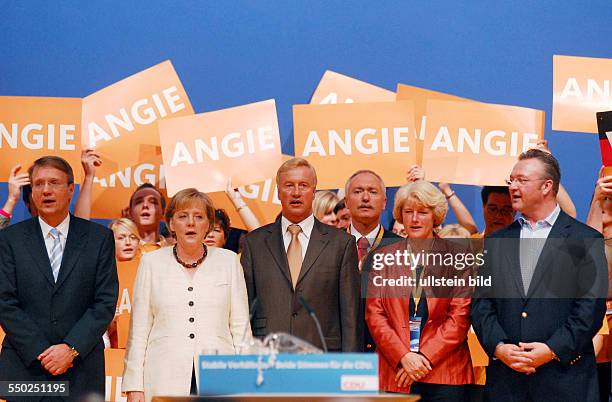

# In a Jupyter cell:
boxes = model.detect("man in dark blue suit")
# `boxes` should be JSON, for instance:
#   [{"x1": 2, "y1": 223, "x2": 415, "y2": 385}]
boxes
[
  {"x1": 0, "y1": 156, "x2": 118, "y2": 401},
  {"x1": 471, "y1": 149, "x2": 607, "y2": 402}
]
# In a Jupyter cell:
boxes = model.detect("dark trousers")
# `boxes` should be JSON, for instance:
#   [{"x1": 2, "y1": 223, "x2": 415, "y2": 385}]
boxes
[
  {"x1": 598, "y1": 362, "x2": 611, "y2": 402},
  {"x1": 411, "y1": 382, "x2": 468, "y2": 402},
  {"x1": 191, "y1": 367, "x2": 198, "y2": 396}
]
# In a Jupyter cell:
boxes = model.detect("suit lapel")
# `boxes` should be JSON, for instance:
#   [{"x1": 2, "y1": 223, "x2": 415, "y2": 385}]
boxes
[
  {"x1": 502, "y1": 221, "x2": 526, "y2": 298},
  {"x1": 297, "y1": 219, "x2": 329, "y2": 285},
  {"x1": 526, "y1": 211, "x2": 572, "y2": 298},
  {"x1": 25, "y1": 217, "x2": 55, "y2": 286},
  {"x1": 54, "y1": 215, "x2": 87, "y2": 291},
  {"x1": 264, "y1": 219, "x2": 293, "y2": 288}
]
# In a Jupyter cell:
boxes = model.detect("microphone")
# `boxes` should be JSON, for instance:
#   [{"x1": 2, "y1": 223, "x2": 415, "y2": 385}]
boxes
[
  {"x1": 298, "y1": 296, "x2": 328, "y2": 353},
  {"x1": 238, "y1": 297, "x2": 259, "y2": 354}
]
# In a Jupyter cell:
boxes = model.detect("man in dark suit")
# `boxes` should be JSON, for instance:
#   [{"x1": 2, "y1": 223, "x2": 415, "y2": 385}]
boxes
[
  {"x1": 0, "y1": 156, "x2": 118, "y2": 400},
  {"x1": 241, "y1": 157, "x2": 362, "y2": 352},
  {"x1": 344, "y1": 169, "x2": 402, "y2": 352},
  {"x1": 471, "y1": 149, "x2": 607, "y2": 402}
]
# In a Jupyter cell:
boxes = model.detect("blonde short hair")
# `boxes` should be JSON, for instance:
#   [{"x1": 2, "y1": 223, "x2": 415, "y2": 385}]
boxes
[
  {"x1": 312, "y1": 191, "x2": 339, "y2": 221},
  {"x1": 109, "y1": 218, "x2": 141, "y2": 240},
  {"x1": 438, "y1": 224, "x2": 471, "y2": 239},
  {"x1": 393, "y1": 181, "x2": 448, "y2": 226},
  {"x1": 276, "y1": 157, "x2": 317, "y2": 186},
  {"x1": 165, "y1": 188, "x2": 216, "y2": 234}
]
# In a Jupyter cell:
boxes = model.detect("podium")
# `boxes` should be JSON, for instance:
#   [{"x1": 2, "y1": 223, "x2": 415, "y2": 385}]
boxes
[{"x1": 198, "y1": 353, "x2": 386, "y2": 396}]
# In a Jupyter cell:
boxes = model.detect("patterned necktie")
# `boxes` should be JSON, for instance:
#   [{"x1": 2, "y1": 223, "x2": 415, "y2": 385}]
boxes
[
  {"x1": 287, "y1": 224, "x2": 303, "y2": 288},
  {"x1": 49, "y1": 228, "x2": 63, "y2": 282},
  {"x1": 357, "y1": 236, "x2": 370, "y2": 261}
]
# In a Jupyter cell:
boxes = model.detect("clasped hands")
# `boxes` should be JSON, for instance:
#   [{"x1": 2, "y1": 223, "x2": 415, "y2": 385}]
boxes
[
  {"x1": 37, "y1": 344, "x2": 76, "y2": 376},
  {"x1": 395, "y1": 352, "x2": 432, "y2": 388},
  {"x1": 494, "y1": 342, "x2": 555, "y2": 375}
]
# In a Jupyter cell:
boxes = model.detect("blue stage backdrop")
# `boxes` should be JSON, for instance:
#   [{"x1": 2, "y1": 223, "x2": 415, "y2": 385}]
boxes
[{"x1": 1, "y1": 1, "x2": 611, "y2": 229}]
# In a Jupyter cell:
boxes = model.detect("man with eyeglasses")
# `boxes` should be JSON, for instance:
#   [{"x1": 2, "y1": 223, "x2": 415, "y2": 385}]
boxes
[
  {"x1": 472, "y1": 149, "x2": 607, "y2": 402},
  {"x1": 0, "y1": 156, "x2": 118, "y2": 400},
  {"x1": 473, "y1": 186, "x2": 516, "y2": 239}
]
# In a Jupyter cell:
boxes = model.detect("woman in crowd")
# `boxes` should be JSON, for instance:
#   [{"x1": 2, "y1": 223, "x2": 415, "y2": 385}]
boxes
[
  {"x1": 104, "y1": 218, "x2": 141, "y2": 348},
  {"x1": 110, "y1": 218, "x2": 141, "y2": 262},
  {"x1": 122, "y1": 188, "x2": 251, "y2": 402},
  {"x1": 438, "y1": 224, "x2": 471, "y2": 239},
  {"x1": 204, "y1": 208, "x2": 231, "y2": 248},
  {"x1": 312, "y1": 190, "x2": 339, "y2": 226},
  {"x1": 366, "y1": 181, "x2": 473, "y2": 401}
]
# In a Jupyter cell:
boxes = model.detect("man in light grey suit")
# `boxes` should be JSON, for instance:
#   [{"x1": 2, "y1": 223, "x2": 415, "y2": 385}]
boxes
[{"x1": 241, "y1": 157, "x2": 362, "y2": 352}]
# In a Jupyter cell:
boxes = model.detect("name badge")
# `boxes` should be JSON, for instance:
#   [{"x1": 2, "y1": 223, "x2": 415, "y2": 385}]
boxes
[{"x1": 409, "y1": 316, "x2": 422, "y2": 352}]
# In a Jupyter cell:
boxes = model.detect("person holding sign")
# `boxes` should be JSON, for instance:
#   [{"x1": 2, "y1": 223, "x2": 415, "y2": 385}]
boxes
[
  {"x1": 365, "y1": 181, "x2": 474, "y2": 400},
  {"x1": 241, "y1": 158, "x2": 362, "y2": 352},
  {"x1": 0, "y1": 165, "x2": 30, "y2": 230},
  {"x1": 471, "y1": 149, "x2": 607, "y2": 402},
  {"x1": 125, "y1": 183, "x2": 170, "y2": 252},
  {"x1": 122, "y1": 188, "x2": 251, "y2": 402}
]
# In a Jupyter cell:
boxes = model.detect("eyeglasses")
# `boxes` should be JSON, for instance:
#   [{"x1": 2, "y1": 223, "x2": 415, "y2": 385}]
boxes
[
  {"x1": 32, "y1": 181, "x2": 69, "y2": 191},
  {"x1": 504, "y1": 177, "x2": 547, "y2": 186},
  {"x1": 486, "y1": 206, "x2": 514, "y2": 216}
]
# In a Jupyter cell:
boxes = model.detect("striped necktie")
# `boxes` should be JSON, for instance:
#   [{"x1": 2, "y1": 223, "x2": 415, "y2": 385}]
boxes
[{"x1": 49, "y1": 228, "x2": 63, "y2": 282}]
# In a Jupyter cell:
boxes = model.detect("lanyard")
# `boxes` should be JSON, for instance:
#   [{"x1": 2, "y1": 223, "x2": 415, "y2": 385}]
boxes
[
  {"x1": 406, "y1": 239, "x2": 433, "y2": 317},
  {"x1": 410, "y1": 266, "x2": 424, "y2": 315}
]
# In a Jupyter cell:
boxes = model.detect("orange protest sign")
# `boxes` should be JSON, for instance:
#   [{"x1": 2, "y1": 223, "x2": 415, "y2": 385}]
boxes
[
  {"x1": 293, "y1": 101, "x2": 416, "y2": 189},
  {"x1": 207, "y1": 155, "x2": 291, "y2": 230},
  {"x1": 552, "y1": 55, "x2": 612, "y2": 133},
  {"x1": 159, "y1": 99, "x2": 283, "y2": 196},
  {"x1": 310, "y1": 70, "x2": 395, "y2": 104},
  {"x1": 396, "y1": 84, "x2": 473, "y2": 165},
  {"x1": 104, "y1": 348, "x2": 126, "y2": 402},
  {"x1": 82, "y1": 60, "x2": 194, "y2": 218},
  {"x1": 422, "y1": 100, "x2": 544, "y2": 186},
  {"x1": 115, "y1": 257, "x2": 140, "y2": 348},
  {"x1": 0, "y1": 96, "x2": 82, "y2": 182}
]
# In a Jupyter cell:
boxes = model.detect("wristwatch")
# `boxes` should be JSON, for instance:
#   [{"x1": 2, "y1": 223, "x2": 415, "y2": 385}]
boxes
[{"x1": 66, "y1": 344, "x2": 79, "y2": 359}]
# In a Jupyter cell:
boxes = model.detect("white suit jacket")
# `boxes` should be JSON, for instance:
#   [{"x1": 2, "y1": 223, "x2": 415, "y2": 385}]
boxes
[{"x1": 122, "y1": 246, "x2": 251, "y2": 400}]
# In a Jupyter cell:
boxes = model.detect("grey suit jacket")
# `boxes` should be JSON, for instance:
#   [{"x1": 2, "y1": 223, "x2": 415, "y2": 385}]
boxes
[{"x1": 241, "y1": 217, "x2": 362, "y2": 352}]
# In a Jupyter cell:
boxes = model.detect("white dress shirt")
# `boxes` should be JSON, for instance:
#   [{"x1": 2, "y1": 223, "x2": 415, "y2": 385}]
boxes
[
  {"x1": 518, "y1": 204, "x2": 560, "y2": 293},
  {"x1": 39, "y1": 214, "x2": 70, "y2": 259},
  {"x1": 281, "y1": 214, "x2": 315, "y2": 261},
  {"x1": 518, "y1": 204, "x2": 560, "y2": 240},
  {"x1": 350, "y1": 224, "x2": 381, "y2": 249}
]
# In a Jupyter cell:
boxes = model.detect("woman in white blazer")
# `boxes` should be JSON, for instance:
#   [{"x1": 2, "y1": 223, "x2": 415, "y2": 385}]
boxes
[{"x1": 122, "y1": 188, "x2": 252, "y2": 402}]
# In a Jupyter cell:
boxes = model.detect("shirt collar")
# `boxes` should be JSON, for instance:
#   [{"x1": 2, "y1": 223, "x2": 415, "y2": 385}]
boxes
[
  {"x1": 350, "y1": 224, "x2": 381, "y2": 246},
  {"x1": 281, "y1": 214, "x2": 315, "y2": 239},
  {"x1": 39, "y1": 214, "x2": 70, "y2": 238},
  {"x1": 518, "y1": 204, "x2": 561, "y2": 230}
]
